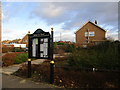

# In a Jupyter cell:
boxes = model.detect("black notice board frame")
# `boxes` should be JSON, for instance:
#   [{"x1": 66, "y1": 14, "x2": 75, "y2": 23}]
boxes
[{"x1": 28, "y1": 29, "x2": 51, "y2": 59}]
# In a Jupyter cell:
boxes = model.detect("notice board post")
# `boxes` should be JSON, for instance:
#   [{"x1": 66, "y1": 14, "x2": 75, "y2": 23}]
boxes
[
  {"x1": 50, "y1": 28, "x2": 54, "y2": 84},
  {"x1": 28, "y1": 28, "x2": 51, "y2": 78},
  {"x1": 28, "y1": 28, "x2": 55, "y2": 84}
]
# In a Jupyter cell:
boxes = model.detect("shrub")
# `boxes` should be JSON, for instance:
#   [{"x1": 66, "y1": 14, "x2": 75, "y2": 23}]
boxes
[
  {"x1": 2, "y1": 53, "x2": 17, "y2": 66},
  {"x1": 54, "y1": 44, "x2": 75, "y2": 54},
  {"x1": 67, "y1": 42, "x2": 120, "y2": 70},
  {"x1": 55, "y1": 42, "x2": 65, "y2": 45},
  {"x1": 12, "y1": 47, "x2": 25, "y2": 52},
  {"x1": 15, "y1": 53, "x2": 28, "y2": 64},
  {"x1": 2, "y1": 47, "x2": 14, "y2": 53},
  {"x1": 68, "y1": 50, "x2": 95, "y2": 68},
  {"x1": 2, "y1": 52, "x2": 28, "y2": 66},
  {"x1": 64, "y1": 44, "x2": 75, "y2": 52},
  {"x1": 2, "y1": 47, "x2": 25, "y2": 53}
]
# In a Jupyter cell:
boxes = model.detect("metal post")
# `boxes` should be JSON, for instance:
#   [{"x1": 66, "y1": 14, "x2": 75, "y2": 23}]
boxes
[
  {"x1": 50, "y1": 27, "x2": 54, "y2": 84},
  {"x1": 28, "y1": 59, "x2": 31, "y2": 78},
  {"x1": 50, "y1": 61, "x2": 54, "y2": 84},
  {"x1": 28, "y1": 32, "x2": 32, "y2": 78},
  {"x1": 51, "y1": 27, "x2": 54, "y2": 60}
]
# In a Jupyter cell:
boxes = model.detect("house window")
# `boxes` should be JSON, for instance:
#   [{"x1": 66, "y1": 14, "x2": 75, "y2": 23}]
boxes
[
  {"x1": 89, "y1": 32, "x2": 95, "y2": 36},
  {"x1": 85, "y1": 32, "x2": 89, "y2": 37},
  {"x1": 85, "y1": 32, "x2": 95, "y2": 37}
]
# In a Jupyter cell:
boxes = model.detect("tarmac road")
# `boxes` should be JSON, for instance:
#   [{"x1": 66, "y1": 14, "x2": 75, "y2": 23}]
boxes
[{"x1": 2, "y1": 74, "x2": 59, "y2": 89}]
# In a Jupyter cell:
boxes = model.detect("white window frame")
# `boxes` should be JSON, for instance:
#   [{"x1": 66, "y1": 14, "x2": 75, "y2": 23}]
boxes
[
  {"x1": 85, "y1": 32, "x2": 89, "y2": 37},
  {"x1": 85, "y1": 31, "x2": 95, "y2": 37},
  {"x1": 89, "y1": 32, "x2": 95, "y2": 36}
]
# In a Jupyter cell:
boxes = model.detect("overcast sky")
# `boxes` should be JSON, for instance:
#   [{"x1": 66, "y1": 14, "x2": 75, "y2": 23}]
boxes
[{"x1": 2, "y1": 1, "x2": 119, "y2": 41}]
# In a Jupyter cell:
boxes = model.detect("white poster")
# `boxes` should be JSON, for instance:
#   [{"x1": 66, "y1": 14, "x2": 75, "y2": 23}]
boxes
[
  {"x1": 40, "y1": 38, "x2": 48, "y2": 57},
  {"x1": 32, "y1": 38, "x2": 38, "y2": 57}
]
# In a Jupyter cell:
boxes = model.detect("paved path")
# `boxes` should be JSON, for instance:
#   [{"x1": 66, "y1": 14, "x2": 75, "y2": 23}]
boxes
[
  {"x1": 0, "y1": 53, "x2": 67, "y2": 89},
  {"x1": 0, "y1": 59, "x2": 62, "y2": 89},
  {"x1": 1, "y1": 59, "x2": 45, "y2": 75},
  {"x1": 0, "y1": 53, "x2": 65, "y2": 75},
  {"x1": 2, "y1": 74, "x2": 59, "y2": 88}
]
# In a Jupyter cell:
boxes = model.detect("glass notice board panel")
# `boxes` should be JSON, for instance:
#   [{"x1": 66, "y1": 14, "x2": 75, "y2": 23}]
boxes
[
  {"x1": 32, "y1": 38, "x2": 38, "y2": 57},
  {"x1": 28, "y1": 29, "x2": 51, "y2": 59},
  {"x1": 40, "y1": 38, "x2": 48, "y2": 58}
]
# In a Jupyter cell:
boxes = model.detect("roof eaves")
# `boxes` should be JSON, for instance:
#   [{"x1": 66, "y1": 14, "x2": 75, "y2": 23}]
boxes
[
  {"x1": 89, "y1": 21, "x2": 107, "y2": 32},
  {"x1": 75, "y1": 21, "x2": 90, "y2": 34},
  {"x1": 75, "y1": 21, "x2": 107, "y2": 34}
]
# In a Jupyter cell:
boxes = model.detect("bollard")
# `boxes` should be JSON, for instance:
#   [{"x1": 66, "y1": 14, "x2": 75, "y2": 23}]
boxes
[
  {"x1": 28, "y1": 59, "x2": 31, "y2": 78},
  {"x1": 50, "y1": 60, "x2": 54, "y2": 84}
]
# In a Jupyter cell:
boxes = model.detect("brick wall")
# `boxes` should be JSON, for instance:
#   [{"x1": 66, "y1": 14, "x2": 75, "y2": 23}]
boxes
[{"x1": 76, "y1": 22, "x2": 106, "y2": 47}]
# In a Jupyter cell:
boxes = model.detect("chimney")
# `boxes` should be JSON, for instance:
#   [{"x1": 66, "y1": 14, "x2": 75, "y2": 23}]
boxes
[
  {"x1": 95, "y1": 20, "x2": 97, "y2": 24},
  {"x1": 28, "y1": 31, "x2": 30, "y2": 34}
]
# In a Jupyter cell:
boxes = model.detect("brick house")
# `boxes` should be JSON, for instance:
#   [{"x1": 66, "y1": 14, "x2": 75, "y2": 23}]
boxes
[
  {"x1": 2, "y1": 40, "x2": 11, "y2": 44},
  {"x1": 18, "y1": 31, "x2": 30, "y2": 47},
  {"x1": 2, "y1": 31, "x2": 30, "y2": 48},
  {"x1": 9, "y1": 39, "x2": 21, "y2": 44},
  {"x1": 75, "y1": 21, "x2": 106, "y2": 47}
]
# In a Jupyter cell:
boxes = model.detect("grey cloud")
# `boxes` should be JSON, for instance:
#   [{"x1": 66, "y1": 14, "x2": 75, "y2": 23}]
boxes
[
  {"x1": 63, "y1": 2, "x2": 118, "y2": 30},
  {"x1": 31, "y1": 2, "x2": 75, "y2": 25},
  {"x1": 31, "y1": 2, "x2": 118, "y2": 32}
]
